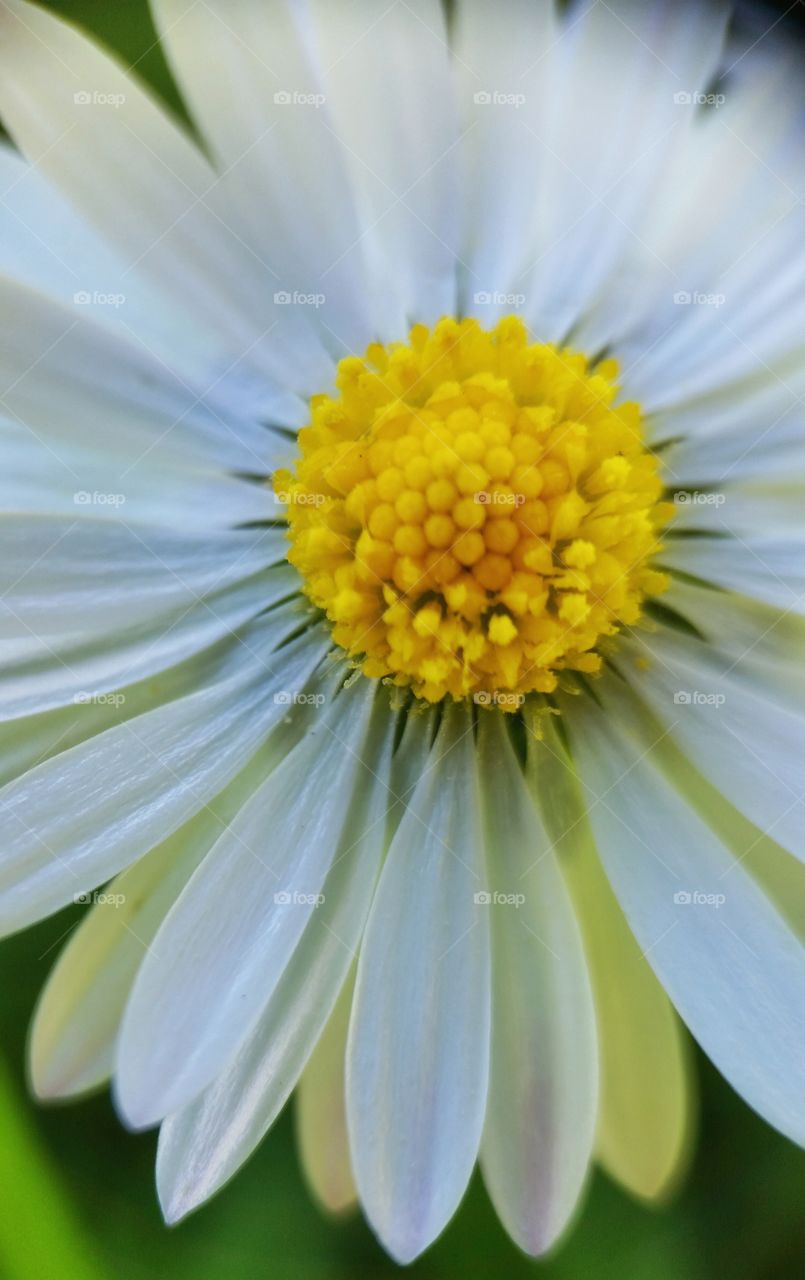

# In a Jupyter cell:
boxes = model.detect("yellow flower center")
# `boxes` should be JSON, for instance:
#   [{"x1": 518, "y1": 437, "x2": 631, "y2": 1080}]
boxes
[{"x1": 275, "y1": 316, "x2": 671, "y2": 707}]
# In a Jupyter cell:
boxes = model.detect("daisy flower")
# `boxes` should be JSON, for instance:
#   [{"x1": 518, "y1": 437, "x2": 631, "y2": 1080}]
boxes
[{"x1": 1, "y1": 0, "x2": 804, "y2": 1264}]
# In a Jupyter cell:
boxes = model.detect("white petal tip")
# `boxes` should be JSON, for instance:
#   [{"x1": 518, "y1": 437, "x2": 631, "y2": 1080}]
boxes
[
  {"x1": 30, "y1": 1070, "x2": 74, "y2": 1102},
  {"x1": 512, "y1": 1227, "x2": 562, "y2": 1260},
  {"x1": 157, "y1": 1166, "x2": 216, "y2": 1227},
  {"x1": 500, "y1": 1202, "x2": 586, "y2": 1260},
  {"x1": 29, "y1": 1056, "x2": 107, "y2": 1103},
  {"x1": 316, "y1": 1191, "x2": 358, "y2": 1217},
  {"x1": 112, "y1": 1078, "x2": 162, "y2": 1133},
  {"x1": 159, "y1": 1190, "x2": 193, "y2": 1227},
  {"x1": 370, "y1": 1218, "x2": 441, "y2": 1267}
]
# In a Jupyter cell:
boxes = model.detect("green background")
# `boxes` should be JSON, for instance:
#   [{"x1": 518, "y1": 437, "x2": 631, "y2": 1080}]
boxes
[{"x1": 2, "y1": 3, "x2": 805, "y2": 1277}]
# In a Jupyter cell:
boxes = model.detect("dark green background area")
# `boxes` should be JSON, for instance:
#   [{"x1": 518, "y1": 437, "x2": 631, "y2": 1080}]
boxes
[{"x1": 2, "y1": 2, "x2": 805, "y2": 1277}]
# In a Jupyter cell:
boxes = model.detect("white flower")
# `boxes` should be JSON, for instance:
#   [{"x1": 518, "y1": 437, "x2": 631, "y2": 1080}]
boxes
[{"x1": 1, "y1": 0, "x2": 804, "y2": 1265}]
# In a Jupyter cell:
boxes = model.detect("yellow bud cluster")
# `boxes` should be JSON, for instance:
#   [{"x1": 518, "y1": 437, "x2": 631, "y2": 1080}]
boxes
[{"x1": 275, "y1": 316, "x2": 671, "y2": 707}]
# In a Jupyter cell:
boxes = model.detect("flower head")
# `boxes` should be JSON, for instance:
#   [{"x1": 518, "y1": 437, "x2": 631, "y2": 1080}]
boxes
[
  {"x1": 1, "y1": 0, "x2": 804, "y2": 1267},
  {"x1": 278, "y1": 316, "x2": 670, "y2": 703}
]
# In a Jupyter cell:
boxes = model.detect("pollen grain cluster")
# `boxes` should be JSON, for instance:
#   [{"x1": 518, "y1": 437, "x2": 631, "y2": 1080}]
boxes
[{"x1": 275, "y1": 317, "x2": 670, "y2": 706}]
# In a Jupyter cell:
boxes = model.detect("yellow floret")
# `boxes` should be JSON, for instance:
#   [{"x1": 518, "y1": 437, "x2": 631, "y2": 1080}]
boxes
[{"x1": 275, "y1": 316, "x2": 670, "y2": 707}]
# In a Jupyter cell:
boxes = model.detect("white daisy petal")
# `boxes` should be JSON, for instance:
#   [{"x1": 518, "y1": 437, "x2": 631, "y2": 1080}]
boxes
[
  {"x1": 30, "y1": 809, "x2": 222, "y2": 1099},
  {"x1": 0, "y1": 277, "x2": 295, "y2": 478},
  {"x1": 452, "y1": 0, "x2": 557, "y2": 315},
  {"x1": 154, "y1": 701, "x2": 394, "y2": 1219},
  {"x1": 568, "y1": 697, "x2": 805, "y2": 1149},
  {"x1": 30, "y1": 706, "x2": 317, "y2": 1101},
  {"x1": 150, "y1": 0, "x2": 374, "y2": 352},
  {"x1": 0, "y1": 625, "x2": 242, "y2": 788},
  {"x1": 0, "y1": 145, "x2": 301, "y2": 415},
  {"x1": 0, "y1": 520, "x2": 281, "y2": 638},
  {"x1": 296, "y1": 975, "x2": 358, "y2": 1216},
  {"x1": 0, "y1": 0, "x2": 332, "y2": 395},
  {"x1": 0, "y1": 614, "x2": 326, "y2": 934},
  {"x1": 1, "y1": 424, "x2": 276, "y2": 531},
  {"x1": 0, "y1": 143, "x2": 199, "y2": 369},
  {"x1": 478, "y1": 714, "x2": 597, "y2": 1256},
  {"x1": 673, "y1": 487, "x2": 805, "y2": 541},
  {"x1": 527, "y1": 716, "x2": 692, "y2": 1201},
  {"x1": 660, "y1": 400, "x2": 805, "y2": 488},
  {"x1": 521, "y1": 0, "x2": 730, "y2": 344},
  {"x1": 660, "y1": 579, "x2": 805, "y2": 699},
  {"x1": 0, "y1": 522, "x2": 292, "y2": 717},
  {"x1": 600, "y1": 33, "x2": 805, "y2": 383},
  {"x1": 347, "y1": 705, "x2": 490, "y2": 1264},
  {"x1": 617, "y1": 627, "x2": 805, "y2": 863},
  {"x1": 661, "y1": 534, "x2": 805, "y2": 614},
  {"x1": 304, "y1": 0, "x2": 460, "y2": 329},
  {"x1": 0, "y1": 574, "x2": 281, "y2": 722},
  {"x1": 116, "y1": 677, "x2": 379, "y2": 1129}
]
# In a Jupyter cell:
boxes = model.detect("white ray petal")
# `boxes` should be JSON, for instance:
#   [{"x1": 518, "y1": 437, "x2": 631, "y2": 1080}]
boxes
[
  {"x1": 155, "y1": 704, "x2": 395, "y2": 1219},
  {"x1": 347, "y1": 705, "x2": 490, "y2": 1264},
  {"x1": 117, "y1": 678, "x2": 380, "y2": 1129},
  {"x1": 0, "y1": 615, "x2": 326, "y2": 933},
  {"x1": 568, "y1": 697, "x2": 805, "y2": 1149},
  {"x1": 478, "y1": 714, "x2": 597, "y2": 1256}
]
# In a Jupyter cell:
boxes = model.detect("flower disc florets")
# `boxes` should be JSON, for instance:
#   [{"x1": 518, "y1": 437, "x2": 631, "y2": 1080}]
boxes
[{"x1": 276, "y1": 317, "x2": 670, "y2": 706}]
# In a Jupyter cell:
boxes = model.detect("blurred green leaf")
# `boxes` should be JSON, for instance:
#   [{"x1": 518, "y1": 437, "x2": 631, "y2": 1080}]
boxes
[{"x1": 0, "y1": 1053, "x2": 107, "y2": 1280}]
